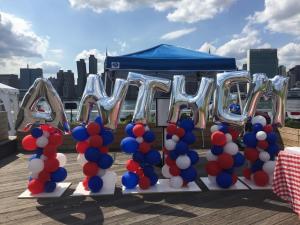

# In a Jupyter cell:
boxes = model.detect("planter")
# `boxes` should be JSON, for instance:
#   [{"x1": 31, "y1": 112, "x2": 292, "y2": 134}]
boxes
[{"x1": 277, "y1": 126, "x2": 300, "y2": 148}]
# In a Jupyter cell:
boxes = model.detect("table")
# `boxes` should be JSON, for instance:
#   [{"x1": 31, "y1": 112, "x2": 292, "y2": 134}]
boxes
[{"x1": 273, "y1": 149, "x2": 300, "y2": 215}]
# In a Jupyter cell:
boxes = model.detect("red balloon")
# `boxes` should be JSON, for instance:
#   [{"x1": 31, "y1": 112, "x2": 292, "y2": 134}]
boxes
[
  {"x1": 243, "y1": 168, "x2": 252, "y2": 180},
  {"x1": 28, "y1": 179, "x2": 44, "y2": 194},
  {"x1": 182, "y1": 180, "x2": 189, "y2": 187},
  {"x1": 99, "y1": 146, "x2": 109, "y2": 154},
  {"x1": 211, "y1": 131, "x2": 226, "y2": 146},
  {"x1": 139, "y1": 142, "x2": 150, "y2": 153},
  {"x1": 133, "y1": 124, "x2": 145, "y2": 137},
  {"x1": 126, "y1": 159, "x2": 139, "y2": 172},
  {"x1": 44, "y1": 158, "x2": 59, "y2": 172},
  {"x1": 165, "y1": 156, "x2": 176, "y2": 166},
  {"x1": 169, "y1": 165, "x2": 180, "y2": 176},
  {"x1": 87, "y1": 122, "x2": 101, "y2": 136},
  {"x1": 88, "y1": 135, "x2": 103, "y2": 147},
  {"x1": 38, "y1": 170, "x2": 50, "y2": 182},
  {"x1": 82, "y1": 177, "x2": 89, "y2": 190},
  {"x1": 139, "y1": 176, "x2": 150, "y2": 190},
  {"x1": 136, "y1": 168, "x2": 144, "y2": 177},
  {"x1": 263, "y1": 124, "x2": 273, "y2": 133},
  {"x1": 40, "y1": 124, "x2": 55, "y2": 133},
  {"x1": 205, "y1": 161, "x2": 221, "y2": 176},
  {"x1": 253, "y1": 170, "x2": 269, "y2": 186},
  {"x1": 76, "y1": 141, "x2": 89, "y2": 153},
  {"x1": 83, "y1": 162, "x2": 99, "y2": 176},
  {"x1": 244, "y1": 148, "x2": 259, "y2": 162},
  {"x1": 217, "y1": 153, "x2": 234, "y2": 169},
  {"x1": 175, "y1": 128, "x2": 185, "y2": 138},
  {"x1": 167, "y1": 124, "x2": 177, "y2": 135},
  {"x1": 43, "y1": 145, "x2": 57, "y2": 158},
  {"x1": 22, "y1": 135, "x2": 37, "y2": 151},
  {"x1": 48, "y1": 133, "x2": 63, "y2": 146},
  {"x1": 257, "y1": 140, "x2": 269, "y2": 150},
  {"x1": 228, "y1": 127, "x2": 239, "y2": 141},
  {"x1": 232, "y1": 174, "x2": 238, "y2": 184}
]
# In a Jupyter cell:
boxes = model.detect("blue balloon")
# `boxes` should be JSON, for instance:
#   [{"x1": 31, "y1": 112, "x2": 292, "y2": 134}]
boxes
[
  {"x1": 182, "y1": 132, "x2": 196, "y2": 145},
  {"x1": 252, "y1": 123, "x2": 263, "y2": 133},
  {"x1": 211, "y1": 145, "x2": 223, "y2": 155},
  {"x1": 102, "y1": 129, "x2": 114, "y2": 146},
  {"x1": 148, "y1": 173, "x2": 158, "y2": 186},
  {"x1": 31, "y1": 127, "x2": 43, "y2": 138},
  {"x1": 120, "y1": 137, "x2": 139, "y2": 154},
  {"x1": 97, "y1": 154, "x2": 113, "y2": 169},
  {"x1": 45, "y1": 181, "x2": 56, "y2": 193},
  {"x1": 243, "y1": 132, "x2": 257, "y2": 148},
  {"x1": 166, "y1": 134, "x2": 172, "y2": 139},
  {"x1": 125, "y1": 123, "x2": 135, "y2": 137},
  {"x1": 251, "y1": 160, "x2": 264, "y2": 173},
  {"x1": 187, "y1": 150, "x2": 199, "y2": 165},
  {"x1": 143, "y1": 131, "x2": 155, "y2": 142},
  {"x1": 268, "y1": 144, "x2": 279, "y2": 156},
  {"x1": 216, "y1": 172, "x2": 233, "y2": 188},
  {"x1": 178, "y1": 119, "x2": 194, "y2": 131},
  {"x1": 233, "y1": 152, "x2": 245, "y2": 167},
  {"x1": 143, "y1": 165, "x2": 155, "y2": 177},
  {"x1": 169, "y1": 149, "x2": 179, "y2": 160},
  {"x1": 122, "y1": 172, "x2": 139, "y2": 189},
  {"x1": 36, "y1": 148, "x2": 43, "y2": 157},
  {"x1": 29, "y1": 154, "x2": 39, "y2": 160},
  {"x1": 224, "y1": 167, "x2": 234, "y2": 174},
  {"x1": 174, "y1": 141, "x2": 189, "y2": 155},
  {"x1": 267, "y1": 132, "x2": 277, "y2": 144},
  {"x1": 72, "y1": 126, "x2": 89, "y2": 141},
  {"x1": 95, "y1": 116, "x2": 103, "y2": 127},
  {"x1": 133, "y1": 151, "x2": 145, "y2": 163},
  {"x1": 88, "y1": 176, "x2": 103, "y2": 192},
  {"x1": 85, "y1": 147, "x2": 101, "y2": 162},
  {"x1": 181, "y1": 166, "x2": 197, "y2": 182},
  {"x1": 145, "y1": 150, "x2": 161, "y2": 165},
  {"x1": 51, "y1": 167, "x2": 67, "y2": 182},
  {"x1": 219, "y1": 124, "x2": 228, "y2": 133}
]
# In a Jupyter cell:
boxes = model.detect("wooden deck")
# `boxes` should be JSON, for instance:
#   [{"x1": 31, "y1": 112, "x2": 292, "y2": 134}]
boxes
[{"x1": 0, "y1": 151, "x2": 299, "y2": 225}]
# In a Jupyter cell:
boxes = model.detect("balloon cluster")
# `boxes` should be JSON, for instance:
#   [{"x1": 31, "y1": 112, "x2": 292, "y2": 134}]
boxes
[
  {"x1": 72, "y1": 116, "x2": 114, "y2": 193},
  {"x1": 229, "y1": 103, "x2": 241, "y2": 115},
  {"x1": 205, "y1": 123, "x2": 245, "y2": 188},
  {"x1": 121, "y1": 123, "x2": 161, "y2": 189},
  {"x1": 162, "y1": 119, "x2": 199, "y2": 189},
  {"x1": 242, "y1": 115, "x2": 278, "y2": 186},
  {"x1": 22, "y1": 125, "x2": 67, "y2": 194}
]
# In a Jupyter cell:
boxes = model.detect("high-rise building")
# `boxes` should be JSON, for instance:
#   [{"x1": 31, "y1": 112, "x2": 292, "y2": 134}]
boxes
[
  {"x1": 0, "y1": 74, "x2": 19, "y2": 88},
  {"x1": 247, "y1": 49, "x2": 278, "y2": 78},
  {"x1": 89, "y1": 55, "x2": 97, "y2": 74},
  {"x1": 242, "y1": 63, "x2": 247, "y2": 71},
  {"x1": 56, "y1": 70, "x2": 76, "y2": 99},
  {"x1": 278, "y1": 65, "x2": 287, "y2": 76},
  {"x1": 20, "y1": 65, "x2": 43, "y2": 89},
  {"x1": 77, "y1": 59, "x2": 87, "y2": 96},
  {"x1": 288, "y1": 65, "x2": 300, "y2": 89}
]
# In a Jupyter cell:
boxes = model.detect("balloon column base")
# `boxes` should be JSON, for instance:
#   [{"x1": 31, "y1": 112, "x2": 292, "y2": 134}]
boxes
[
  {"x1": 238, "y1": 177, "x2": 272, "y2": 190},
  {"x1": 200, "y1": 177, "x2": 249, "y2": 191},
  {"x1": 72, "y1": 172, "x2": 117, "y2": 196},
  {"x1": 18, "y1": 182, "x2": 71, "y2": 199},
  {"x1": 122, "y1": 179, "x2": 201, "y2": 195}
]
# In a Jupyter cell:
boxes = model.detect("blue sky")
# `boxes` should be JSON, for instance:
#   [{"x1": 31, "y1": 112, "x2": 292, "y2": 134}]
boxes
[{"x1": 0, "y1": 0, "x2": 299, "y2": 80}]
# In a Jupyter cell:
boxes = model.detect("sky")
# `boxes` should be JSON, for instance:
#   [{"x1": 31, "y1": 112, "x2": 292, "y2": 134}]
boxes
[{"x1": 0, "y1": 0, "x2": 300, "y2": 81}]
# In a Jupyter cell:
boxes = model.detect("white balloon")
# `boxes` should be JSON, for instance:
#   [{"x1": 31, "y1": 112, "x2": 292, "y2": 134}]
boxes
[
  {"x1": 145, "y1": 126, "x2": 150, "y2": 131},
  {"x1": 28, "y1": 158, "x2": 44, "y2": 173},
  {"x1": 102, "y1": 171, "x2": 117, "y2": 190},
  {"x1": 97, "y1": 169, "x2": 106, "y2": 177},
  {"x1": 210, "y1": 125, "x2": 219, "y2": 133},
  {"x1": 263, "y1": 160, "x2": 276, "y2": 175},
  {"x1": 259, "y1": 151, "x2": 270, "y2": 162},
  {"x1": 256, "y1": 131, "x2": 267, "y2": 141},
  {"x1": 206, "y1": 150, "x2": 218, "y2": 161},
  {"x1": 176, "y1": 155, "x2": 191, "y2": 169},
  {"x1": 208, "y1": 175, "x2": 217, "y2": 184},
  {"x1": 77, "y1": 153, "x2": 87, "y2": 166},
  {"x1": 169, "y1": 176, "x2": 183, "y2": 189},
  {"x1": 43, "y1": 131, "x2": 50, "y2": 138},
  {"x1": 56, "y1": 153, "x2": 67, "y2": 167},
  {"x1": 30, "y1": 172, "x2": 38, "y2": 179},
  {"x1": 224, "y1": 142, "x2": 239, "y2": 155},
  {"x1": 225, "y1": 133, "x2": 232, "y2": 143},
  {"x1": 165, "y1": 139, "x2": 176, "y2": 151},
  {"x1": 136, "y1": 137, "x2": 144, "y2": 144},
  {"x1": 172, "y1": 135, "x2": 180, "y2": 142},
  {"x1": 252, "y1": 115, "x2": 267, "y2": 127},
  {"x1": 40, "y1": 155, "x2": 48, "y2": 161},
  {"x1": 36, "y1": 136, "x2": 49, "y2": 148},
  {"x1": 256, "y1": 147, "x2": 264, "y2": 152},
  {"x1": 162, "y1": 165, "x2": 172, "y2": 178}
]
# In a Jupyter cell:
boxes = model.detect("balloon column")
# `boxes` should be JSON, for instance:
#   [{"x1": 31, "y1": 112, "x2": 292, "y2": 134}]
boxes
[
  {"x1": 205, "y1": 123, "x2": 245, "y2": 188},
  {"x1": 72, "y1": 116, "x2": 115, "y2": 193},
  {"x1": 162, "y1": 119, "x2": 199, "y2": 188},
  {"x1": 22, "y1": 125, "x2": 67, "y2": 194},
  {"x1": 121, "y1": 123, "x2": 161, "y2": 189},
  {"x1": 242, "y1": 115, "x2": 279, "y2": 186}
]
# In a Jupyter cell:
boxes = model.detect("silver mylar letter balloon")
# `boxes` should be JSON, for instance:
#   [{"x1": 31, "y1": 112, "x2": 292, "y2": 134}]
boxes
[
  {"x1": 77, "y1": 74, "x2": 128, "y2": 130},
  {"x1": 168, "y1": 75, "x2": 214, "y2": 129},
  {"x1": 270, "y1": 75, "x2": 289, "y2": 127},
  {"x1": 213, "y1": 71, "x2": 251, "y2": 126},
  {"x1": 128, "y1": 72, "x2": 171, "y2": 124},
  {"x1": 15, "y1": 78, "x2": 69, "y2": 133}
]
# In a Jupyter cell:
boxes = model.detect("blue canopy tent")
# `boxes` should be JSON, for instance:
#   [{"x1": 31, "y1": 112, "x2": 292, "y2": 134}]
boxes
[{"x1": 104, "y1": 44, "x2": 236, "y2": 71}]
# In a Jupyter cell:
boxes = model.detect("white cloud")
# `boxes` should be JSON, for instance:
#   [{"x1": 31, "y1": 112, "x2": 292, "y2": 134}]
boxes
[
  {"x1": 278, "y1": 42, "x2": 300, "y2": 69},
  {"x1": 48, "y1": 49, "x2": 63, "y2": 59},
  {"x1": 68, "y1": 0, "x2": 236, "y2": 23},
  {"x1": 161, "y1": 27, "x2": 196, "y2": 40},
  {"x1": 113, "y1": 39, "x2": 128, "y2": 52},
  {"x1": 250, "y1": 0, "x2": 300, "y2": 35},
  {"x1": 34, "y1": 61, "x2": 61, "y2": 74},
  {"x1": 198, "y1": 42, "x2": 217, "y2": 53}
]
